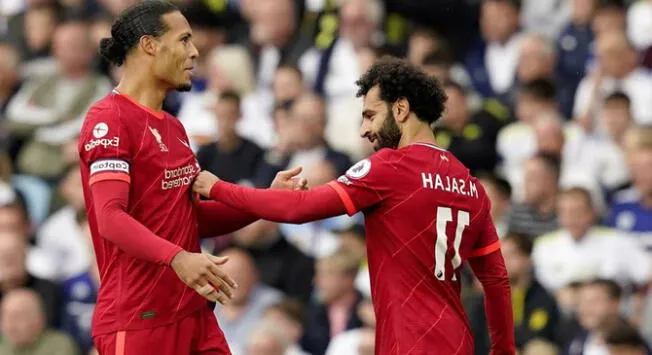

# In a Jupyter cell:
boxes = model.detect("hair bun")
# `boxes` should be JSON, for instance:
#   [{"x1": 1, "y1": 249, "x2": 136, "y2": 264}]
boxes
[{"x1": 99, "y1": 37, "x2": 126, "y2": 66}]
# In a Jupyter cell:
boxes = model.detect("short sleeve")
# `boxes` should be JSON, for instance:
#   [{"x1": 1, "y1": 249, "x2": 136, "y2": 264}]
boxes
[
  {"x1": 326, "y1": 149, "x2": 396, "y2": 216},
  {"x1": 468, "y1": 196, "x2": 501, "y2": 258},
  {"x1": 78, "y1": 108, "x2": 132, "y2": 185}
]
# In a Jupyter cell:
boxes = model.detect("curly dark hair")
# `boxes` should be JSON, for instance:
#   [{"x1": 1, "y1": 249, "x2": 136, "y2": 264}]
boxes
[{"x1": 355, "y1": 56, "x2": 447, "y2": 124}]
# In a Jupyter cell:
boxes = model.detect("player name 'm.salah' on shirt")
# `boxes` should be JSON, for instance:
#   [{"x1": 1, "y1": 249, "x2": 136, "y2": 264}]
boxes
[
  {"x1": 209, "y1": 142, "x2": 511, "y2": 354},
  {"x1": 326, "y1": 144, "x2": 501, "y2": 354},
  {"x1": 78, "y1": 90, "x2": 205, "y2": 336}
]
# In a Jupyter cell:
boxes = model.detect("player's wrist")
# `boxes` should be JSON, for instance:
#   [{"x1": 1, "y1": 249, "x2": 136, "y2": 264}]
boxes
[{"x1": 169, "y1": 249, "x2": 188, "y2": 269}]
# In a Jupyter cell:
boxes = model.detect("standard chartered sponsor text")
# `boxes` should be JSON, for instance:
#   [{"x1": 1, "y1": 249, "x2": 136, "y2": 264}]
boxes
[{"x1": 162, "y1": 164, "x2": 196, "y2": 190}]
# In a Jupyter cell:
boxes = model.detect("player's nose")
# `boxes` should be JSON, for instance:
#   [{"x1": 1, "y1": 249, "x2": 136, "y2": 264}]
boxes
[{"x1": 189, "y1": 42, "x2": 199, "y2": 60}]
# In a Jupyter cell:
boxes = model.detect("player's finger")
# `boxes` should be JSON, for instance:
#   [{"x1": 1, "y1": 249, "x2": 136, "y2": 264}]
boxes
[
  {"x1": 279, "y1": 166, "x2": 302, "y2": 178},
  {"x1": 203, "y1": 269, "x2": 233, "y2": 299},
  {"x1": 210, "y1": 265, "x2": 239, "y2": 290},
  {"x1": 207, "y1": 255, "x2": 230, "y2": 265},
  {"x1": 215, "y1": 292, "x2": 229, "y2": 305},
  {"x1": 195, "y1": 283, "x2": 216, "y2": 299}
]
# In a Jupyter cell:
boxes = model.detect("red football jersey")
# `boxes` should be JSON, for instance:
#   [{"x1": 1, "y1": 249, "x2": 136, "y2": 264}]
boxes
[
  {"x1": 328, "y1": 142, "x2": 500, "y2": 355},
  {"x1": 78, "y1": 91, "x2": 205, "y2": 336}
]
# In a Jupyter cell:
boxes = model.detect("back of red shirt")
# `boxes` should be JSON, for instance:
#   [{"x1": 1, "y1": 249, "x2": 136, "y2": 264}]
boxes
[
  {"x1": 329, "y1": 143, "x2": 500, "y2": 354},
  {"x1": 78, "y1": 92, "x2": 205, "y2": 336}
]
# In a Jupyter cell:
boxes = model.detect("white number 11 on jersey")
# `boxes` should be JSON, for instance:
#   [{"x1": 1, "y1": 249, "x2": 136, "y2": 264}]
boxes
[{"x1": 435, "y1": 207, "x2": 470, "y2": 281}]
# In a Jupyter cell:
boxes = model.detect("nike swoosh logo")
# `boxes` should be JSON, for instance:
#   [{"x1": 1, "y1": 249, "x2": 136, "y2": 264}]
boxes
[{"x1": 178, "y1": 137, "x2": 190, "y2": 148}]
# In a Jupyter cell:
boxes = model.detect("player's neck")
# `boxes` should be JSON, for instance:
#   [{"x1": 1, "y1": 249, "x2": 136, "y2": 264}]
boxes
[
  {"x1": 398, "y1": 122, "x2": 437, "y2": 149},
  {"x1": 115, "y1": 68, "x2": 167, "y2": 112}
]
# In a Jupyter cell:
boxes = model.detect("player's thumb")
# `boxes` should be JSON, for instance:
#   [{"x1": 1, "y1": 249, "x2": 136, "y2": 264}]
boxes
[
  {"x1": 207, "y1": 255, "x2": 229, "y2": 265},
  {"x1": 280, "y1": 166, "x2": 302, "y2": 178}
]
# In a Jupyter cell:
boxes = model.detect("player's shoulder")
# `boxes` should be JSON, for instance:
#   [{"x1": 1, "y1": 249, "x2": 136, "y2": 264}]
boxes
[{"x1": 82, "y1": 94, "x2": 125, "y2": 127}]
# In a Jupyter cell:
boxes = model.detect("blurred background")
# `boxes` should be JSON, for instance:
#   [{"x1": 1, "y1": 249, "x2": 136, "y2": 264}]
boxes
[{"x1": 1, "y1": 0, "x2": 652, "y2": 354}]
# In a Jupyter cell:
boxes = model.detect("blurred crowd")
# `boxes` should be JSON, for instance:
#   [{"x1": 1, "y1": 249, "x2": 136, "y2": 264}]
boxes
[{"x1": 0, "y1": 0, "x2": 652, "y2": 354}]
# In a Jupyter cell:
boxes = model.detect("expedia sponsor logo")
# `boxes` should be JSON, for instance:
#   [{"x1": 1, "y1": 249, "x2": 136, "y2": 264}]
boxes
[
  {"x1": 162, "y1": 164, "x2": 197, "y2": 190},
  {"x1": 90, "y1": 159, "x2": 129, "y2": 175},
  {"x1": 84, "y1": 137, "x2": 120, "y2": 151}
]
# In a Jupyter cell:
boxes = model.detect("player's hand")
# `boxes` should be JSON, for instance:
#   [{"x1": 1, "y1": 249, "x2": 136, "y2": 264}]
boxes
[
  {"x1": 170, "y1": 250, "x2": 238, "y2": 304},
  {"x1": 193, "y1": 171, "x2": 220, "y2": 198},
  {"x1": 270, "y1": 166, "x2": 308, "y2": 191}
]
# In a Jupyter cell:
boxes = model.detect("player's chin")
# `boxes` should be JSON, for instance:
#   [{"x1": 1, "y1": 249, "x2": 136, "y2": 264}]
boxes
[{"x1": 176, "y1": 81, "x2": 192, "y2": 92}]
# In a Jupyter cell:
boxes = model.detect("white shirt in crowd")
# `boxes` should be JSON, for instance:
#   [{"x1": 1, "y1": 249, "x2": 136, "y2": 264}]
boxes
[
  {"x1": 627, "y1": 0, "x2": 652, "y2": 51},
  {"x1": 177, "y1": 91, "x2": 275, "y2": 151},
  {"x1": 573, "y1": 68, "x2": 652, "y2": 126},
  {"x1": 532, "y1": 227, "x2": 651, "y2": 292},
  {"x1": 486, "y1": 34, "x2": 523, "y2": 95},
  {"x1": 28, "y1": 206, "x2": 91, "y2": 282}
]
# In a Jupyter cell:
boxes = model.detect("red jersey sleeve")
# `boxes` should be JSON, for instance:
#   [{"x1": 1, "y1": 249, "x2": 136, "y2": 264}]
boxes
[
  {"x1": 78, "y1": 108, "x2": 132, "y2": 186},
  {"x1": 327, "y1": 149, "x2": 397, "y2": 216},
  {"x1": 469, "y1": 196, "x2": 502, "y2": 258}
]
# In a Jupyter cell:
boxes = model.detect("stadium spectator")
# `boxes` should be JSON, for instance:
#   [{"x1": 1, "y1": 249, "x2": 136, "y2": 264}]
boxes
[
  {"x1": 573, "y1": 30, "x2": 652, "y2": 128},
  {"x1": 565, "y1": 279, "x2": 625, "y2": 355},
  {"x1": 600, "y1": 92, "x2": 634, "y2": 150},
  {"x1": 214, "y1": 248, "x2": 283, "y2": 355},
  {"x1": 516, "y1": 34, "x2": 557, "y2": 86},
  {"x1": 407, "y1": 27, "x2": 443, "y2": 66},
  {"x1": 273, "y1": 65, "x2": 306, "y2": 104},
  {"x1": 0, "y1": 288, "x2": 79, "y2": 355},
  {"x1": 592, "y1": 0, "x2": 627, "y2": 37},
  {"x1": 434, "y1": 80, "x2": 506, "y2": 175},
  {"x1": 338, "y1": 0, "x2": 384, "y2": 52},
  {"x1": 0, "y1": 43, "x2": 20, "y2": 124},
  {"x1": 177, "y1": 45, "x2": 274, "y2": 149},
  {"x1": 533, "y1": 114, "x2": 626, "y2": 196},
  {"x1": 325, "y1": 298, "x2": 376, "y2": 355},
  {"x1": 521, "y1": 339, "x2": 560, "y2": 355},
  {"x1": 230, "y1": 220, "x2": 315, "y2": 302},
  {"x1": 254, "y1": 93, "x2": 351, "y2": 187},
  {"x1": 506, "y1": 154, "x2": 560, "y2": 239},
  {"x1": 249, "y1": 0, "x2": 311, "y2": 93},
  {"x1": 604, "y1": 319, "x2": 652, "y2": 355},
  {"x1": 245, "y1": 320, "x2": 290, "y2": 355},
  {"x1": 58, "y1": 211, "x2": 97, "y2": 354},
  {"x1": 469, "y1": 233, "x2": 560, "y2": 354},
  {"x1": 196, "y1": 91, "x2": 264, "y2": 187},
  {"x1": 301, "y1": 248, "x2": 364, "y2": 355},
  {"x1": 521, "y1": 0, "x2": 571, "y2": 39},
  {"x1": 465, "y1": 0, "x2": 523, "y2": 99},
  {"x1": 0, "y1": 232, "x2": 60, "y2": 328},
  {"x1": 609, "y1": 140, "x2": 652, "y2": 250},
  {"x1": 627, "y1": 0, "x2": 652, "y2": 55},
  {"x1": 533, "y1": 187, "x2": 650, "y2": 294},
  {"x1": 34, "y1": 164, "x2": 91, "y2": 282},
  {"x1": 497, "y1": 79, "x2": 564, "y2": 195},
  {"x1": 478, "y1": 173, "x2": 512, "y2": 238},
  {"x1": 18, "y1": 4, "x2": 59, "y2": 62},
  {"x1": 556, "y1": 0, "x2": 597, "y2": 118},
  {"x1": 262, "y1": 299, "x2": 309, "y2": 355},
  {"x1": 5, "y1": 20, "x2": 111, "y2": 180}
]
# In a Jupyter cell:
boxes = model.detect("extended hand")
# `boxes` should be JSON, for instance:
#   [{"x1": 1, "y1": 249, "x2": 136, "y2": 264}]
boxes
[
  {"x1": 193, "y1": 171, "x2": 220, "y2": 198},
  {"x1": 170, "y1": 250, "x2": 238, "y2": 304},
  {"x1": 271, "y1": 166, "x2": 308, "y2": 191}
]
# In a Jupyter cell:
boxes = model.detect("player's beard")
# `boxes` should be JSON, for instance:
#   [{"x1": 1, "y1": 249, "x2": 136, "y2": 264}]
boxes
[
  {"x1": 176, "y1": 82, "x2": 192, "y2": 92},
  {"x1": 374, "y1": 108, "x2": 402, "y2": 150}
]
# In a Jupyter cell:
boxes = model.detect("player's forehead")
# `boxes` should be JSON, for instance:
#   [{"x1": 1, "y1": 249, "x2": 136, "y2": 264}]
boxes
[
  {"x1": 362, "y1": 85, "x2": 387, "y2": 112},
  {"x1": 160, "y1": 11, "x2": 192, "y2": 39}
]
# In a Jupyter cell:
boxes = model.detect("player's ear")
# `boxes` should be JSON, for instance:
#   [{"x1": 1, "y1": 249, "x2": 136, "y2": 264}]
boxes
[
  {"x1": 139, "y1": 35, "x2": 159, "y2": 57},
  {"x1": 393, "y1": 97, "x2": 410, "y2": 123}
]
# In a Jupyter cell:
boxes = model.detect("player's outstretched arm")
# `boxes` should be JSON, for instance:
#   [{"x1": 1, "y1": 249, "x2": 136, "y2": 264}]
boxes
[
  {"x1": 193, "y1": 168, "x2": 310, "y2": 237},
  {"x1": 468, "y1": 250, "x2": 516, "y2": 355},
  {"x1": 193, "y1": 170, "x2": 347, "y2": 224}
]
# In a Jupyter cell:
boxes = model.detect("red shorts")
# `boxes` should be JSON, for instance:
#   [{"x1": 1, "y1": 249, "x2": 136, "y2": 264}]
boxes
[{"x1": 94, "y1": 306, "x2": 230, "y2": 355}]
